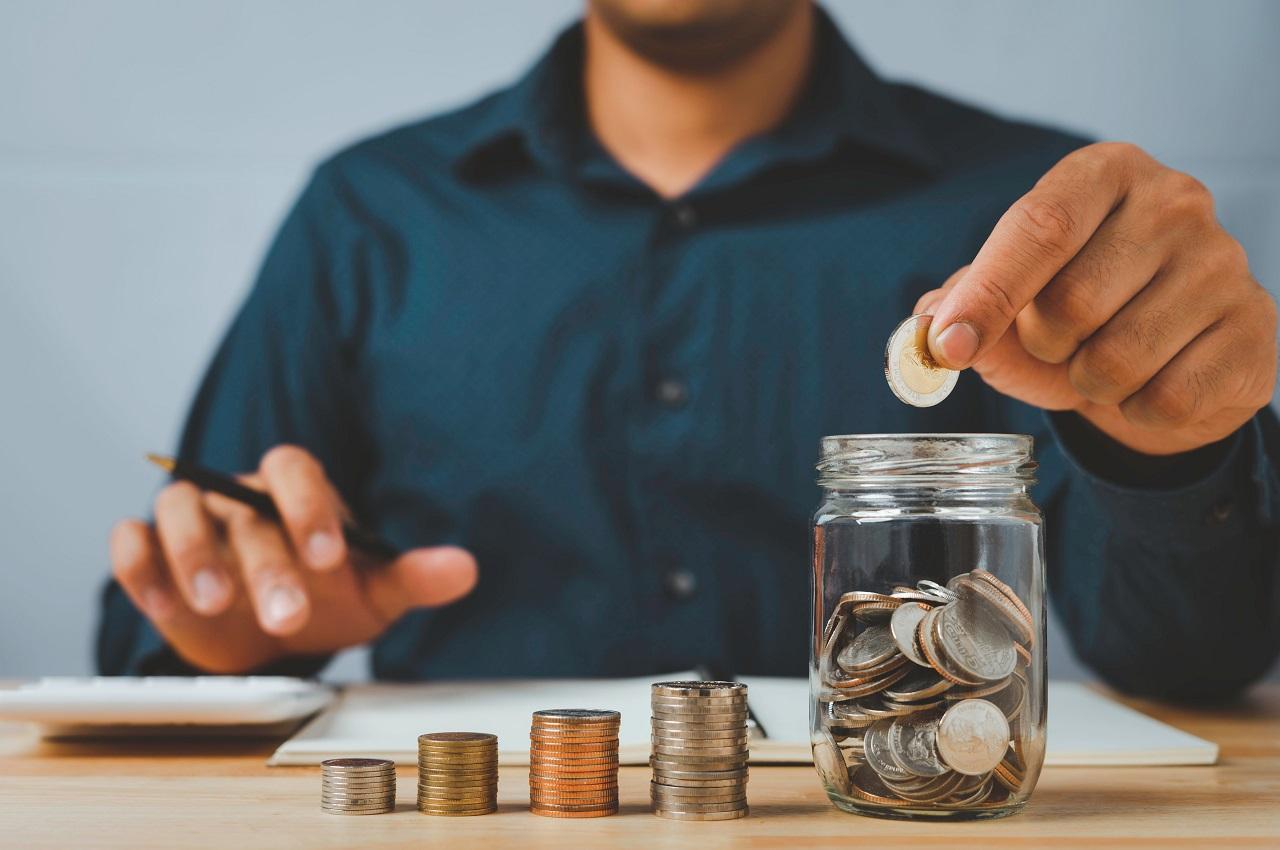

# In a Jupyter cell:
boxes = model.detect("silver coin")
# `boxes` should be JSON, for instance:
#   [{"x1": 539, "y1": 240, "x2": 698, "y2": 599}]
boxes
[
  {"x1": 652, "y1": 807, "x2": 748, "y2": 821},
  {"x1": 650, "y1": 782, "x2": 747, "y2": 798},
  {"x1": 882, "y1": 667, "x2": 953, "y2": 702},
  {"x1": 650, "y1": 756, "x2": 749, "y2": 770},
  {"x1": 837, "y1": 625, "x2": 898, "y2": 673},
  {"x1": 882, "y1": 771, "x2": 964, "y2": 802},
  {"x1": 862, "y1": 720, "x2": 914, "y2": 782},
  {"x1": 988, "y1": 673, "x2": 1026, "y2": 721},
  {"x1": 936, "y1": 602, "x2": 1016, "y2": 683},
  {"x1": 886, "y1": 712, "x2": 948, "y2": 777},
  {"x1": 322, "y1": 757, "x2": 395, "y2": 770},
  {"x1": 651, "y1": 767, "x2": 749, "y2": 782},
  {"x1": 915, "y1": 580, "x2": 958, "y2": 603},
  {"x1": 958, "y1": 574, "x2": 1035, "y2": 645},
  {"x1": 811, "y1": 729, "x2": 852, "y2": 796},
  {"x1": 889, "y1": 602, "x2": 932, "y2": 667},
  {"x1": 884, "y1": 314, "x2": 958, "y2": 407},
  {"x1": 651, "y1": 727, "x2": 747, "y2": 740},
  {"x1": 936, "y1": 699, "x2": 1010, "y2": 776},
  {"x1": 652, "y1": 775, "x2": 746, "y2": 789},
  {"x1": 652, "y1": 681, "x2": 747, "y2": 697},
  {"x1": 532, "y1": 708, "x2": 620, "y2": 722},
  {"x1": 652, "y1": 718, "x2": 745, "y2": 731}
]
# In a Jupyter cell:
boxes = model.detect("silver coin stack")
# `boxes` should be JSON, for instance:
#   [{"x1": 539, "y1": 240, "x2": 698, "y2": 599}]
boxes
[
  {"x1": 320, "y1": 757, "x2": 397, "y2": 815},
  {"x1": 650, "y1": 681, "x2": 750, "y2": 821}
]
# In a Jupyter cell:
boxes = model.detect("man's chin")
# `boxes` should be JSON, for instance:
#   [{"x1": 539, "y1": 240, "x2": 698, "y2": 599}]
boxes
[{"x1": 588, "y1": 0, "x2": 806, "y2": 73}]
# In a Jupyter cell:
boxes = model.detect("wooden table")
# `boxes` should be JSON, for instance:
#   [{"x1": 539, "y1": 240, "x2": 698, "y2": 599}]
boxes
[{"x1": 2, "y1": 686, "x2": 1277, "y2": 849}]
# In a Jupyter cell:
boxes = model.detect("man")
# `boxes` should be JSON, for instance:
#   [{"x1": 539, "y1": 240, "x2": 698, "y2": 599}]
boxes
[{"x1": 100, "y1": 0, "x2": 1279, "y2": 700}]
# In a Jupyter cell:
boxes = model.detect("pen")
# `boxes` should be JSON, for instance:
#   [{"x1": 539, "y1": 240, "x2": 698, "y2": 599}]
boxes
[
  {"x1": 695, "y1": 663, "x2": 768, "y2": 739},
  {"x1": 144, "y1": 453, "x2": 399, "y2": 563}
]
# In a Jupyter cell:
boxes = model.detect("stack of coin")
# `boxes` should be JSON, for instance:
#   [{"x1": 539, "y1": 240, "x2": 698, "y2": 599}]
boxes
[
  {"x1": 416, "y1": 732, "x2": 498, "y2": 816},
  {"x1": 528, "y1": 709, "x2": 620, "y2": 818},
  {"x1": 320, "y1": 758, "x2": 396, "y2": 815},
  {"x1": 814, "y1": 569, "x2": 1036, "y2": 811},
  {"x1": 650, "y1": 681, "x2": 750, "y2": 821}
]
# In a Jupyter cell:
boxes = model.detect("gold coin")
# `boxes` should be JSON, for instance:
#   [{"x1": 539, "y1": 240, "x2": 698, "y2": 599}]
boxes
[{"x1": 884, "y1": 314, "x2": 958, "y2": 407}]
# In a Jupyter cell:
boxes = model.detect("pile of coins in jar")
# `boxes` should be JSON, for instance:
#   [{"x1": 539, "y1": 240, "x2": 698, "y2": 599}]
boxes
[{"x1": 813, "y1": 569, "x2": 1035, "y2": 811}]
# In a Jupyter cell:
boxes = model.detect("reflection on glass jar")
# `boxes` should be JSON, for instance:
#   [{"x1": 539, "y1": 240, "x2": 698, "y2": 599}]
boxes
[{"x1": 809, "y1": 434, "x2": 1045, "y2": 820}]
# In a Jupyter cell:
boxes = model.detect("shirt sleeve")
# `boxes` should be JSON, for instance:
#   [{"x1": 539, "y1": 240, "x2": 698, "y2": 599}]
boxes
[
  {"x1": 96, "y1": 162, "x2": 373, "y2": 676},
  {"x1": 1041, "y1": 408, "x2": 1280, "y2": 701}
]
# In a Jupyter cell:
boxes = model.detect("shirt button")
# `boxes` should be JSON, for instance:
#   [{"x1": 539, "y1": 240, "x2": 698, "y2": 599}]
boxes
[
  {"x1": 664, "y1": 569, "x2": 698, "y2": 601},
  {"x1": 654, "y1": 377, "x2": 690, "y2": 409},
  {"x1": 672, "y1": 204, "x2": 697, "y2": 229}
]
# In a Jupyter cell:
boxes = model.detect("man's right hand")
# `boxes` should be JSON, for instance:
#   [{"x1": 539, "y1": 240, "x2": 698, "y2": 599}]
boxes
[{"x1": 109, "y1": 445, "x2": 477, "y2": 673}]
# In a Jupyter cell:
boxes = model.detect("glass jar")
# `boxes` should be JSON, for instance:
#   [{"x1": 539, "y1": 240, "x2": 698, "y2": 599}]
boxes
[{"x1": 809, "y1": 434, "x2": 1045, "y2": 821}]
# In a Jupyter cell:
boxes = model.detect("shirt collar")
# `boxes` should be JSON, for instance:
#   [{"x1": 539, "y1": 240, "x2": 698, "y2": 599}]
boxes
[{"x1": 454, "y1": 7, "x2": 940, "y2": 185}]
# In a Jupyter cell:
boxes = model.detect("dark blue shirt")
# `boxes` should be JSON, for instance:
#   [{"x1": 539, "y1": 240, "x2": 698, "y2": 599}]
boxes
[{"x1": 98, "y1": 13, "x2": 1280, "y2": 699}]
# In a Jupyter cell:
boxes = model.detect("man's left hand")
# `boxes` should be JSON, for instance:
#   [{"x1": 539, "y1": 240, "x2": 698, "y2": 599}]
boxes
[{"x1": 916, "y1": 142, "x2": 1277, "y2": 456}]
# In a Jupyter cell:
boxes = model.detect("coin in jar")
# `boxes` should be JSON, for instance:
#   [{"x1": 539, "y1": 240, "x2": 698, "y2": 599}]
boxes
[{"x1": 935, "y1": 698, "x2": 1010, "y2": 775}]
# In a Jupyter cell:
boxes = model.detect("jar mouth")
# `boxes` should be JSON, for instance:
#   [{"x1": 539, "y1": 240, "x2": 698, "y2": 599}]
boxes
[{"x1": 817, "y1": 433, "x2": 1036, "y2": 483}]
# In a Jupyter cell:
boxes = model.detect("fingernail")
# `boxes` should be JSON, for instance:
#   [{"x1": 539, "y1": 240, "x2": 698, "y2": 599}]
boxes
[
  {"x1": 192, "y1": 569, "x2": 231, "y2": 613},
  {"x1": 307, "y1": 531, "x2": 342, "y2": 569},
  {"x1": 143, "y1": 587, "x2": 175, "y2": 622},
  {"x1": 264, "y1": 584, "x2": 306, "y2": 630},
  {"x1": 935, "y1": 322, "x2": 980, "y2": 368}
]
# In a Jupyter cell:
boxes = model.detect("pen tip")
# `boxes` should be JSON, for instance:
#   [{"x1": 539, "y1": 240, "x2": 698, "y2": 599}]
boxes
[{"x1": 145, "y1": 453, "x2": 176, "y2": 473}]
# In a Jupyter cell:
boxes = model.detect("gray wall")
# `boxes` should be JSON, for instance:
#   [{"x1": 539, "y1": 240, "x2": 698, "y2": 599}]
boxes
[{"x1": 2, "y1": 1, "x2": 1277, "y2": 682}]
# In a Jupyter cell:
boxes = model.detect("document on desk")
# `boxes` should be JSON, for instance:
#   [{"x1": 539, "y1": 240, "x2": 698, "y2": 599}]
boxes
[{"x1": 269, "y1": 676, "x2": 1217, "y2": 767}]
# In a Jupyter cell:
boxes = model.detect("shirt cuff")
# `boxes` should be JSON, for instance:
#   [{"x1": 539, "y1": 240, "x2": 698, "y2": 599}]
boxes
[{"x1": 1046, "y1": 411, "x2": 1275, "y2": 531}]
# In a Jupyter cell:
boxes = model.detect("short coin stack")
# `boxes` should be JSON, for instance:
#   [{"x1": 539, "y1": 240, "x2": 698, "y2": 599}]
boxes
[
  {"x1": 528, "y1": 709, "x2": 620, "y2": 818},
  {"x1": 416, "y1": 732, "x2": 498, "y2": 816},
  {"x1": 320, "y1": 757, "x2": 396, "y2": 815},
  {"x1": 650, "y1": 681, "x2": 750, "y2": 821}
]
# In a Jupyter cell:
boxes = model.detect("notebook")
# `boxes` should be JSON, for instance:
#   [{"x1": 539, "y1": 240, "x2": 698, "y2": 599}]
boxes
[{"x1": 268, "y1": 675, "x2": 1218, "y2": 767}]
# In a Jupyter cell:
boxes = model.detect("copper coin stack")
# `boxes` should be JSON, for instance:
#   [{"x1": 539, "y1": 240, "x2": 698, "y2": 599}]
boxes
[
  {"x1": 320, "y1": 757, "x2": 396, "y2": 815},
  {"x1": 650, "y1": 681, "x2": 750, "y2": 821},
  {"x1": 416, "y1": 732, "x2": 498, "y2": 816},
  {"x1": 528, "y1": 709, "x2": 621, "y2": 818}
]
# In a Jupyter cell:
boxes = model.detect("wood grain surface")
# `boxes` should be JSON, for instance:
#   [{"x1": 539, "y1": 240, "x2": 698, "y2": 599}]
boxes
[{"x1": 1, "y1": 685, "x2": 1276, "y2": 849}]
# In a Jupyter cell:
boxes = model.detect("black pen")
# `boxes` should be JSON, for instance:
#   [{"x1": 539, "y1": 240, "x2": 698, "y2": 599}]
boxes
[
  {"x1": 695, "y1": 663, "x2": 768, "y2": 739},
  {"x1": 145, "y1": 453, "x2": 399, "y2": 562}
]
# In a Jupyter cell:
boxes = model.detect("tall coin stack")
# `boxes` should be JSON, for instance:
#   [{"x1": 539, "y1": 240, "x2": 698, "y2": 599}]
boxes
[
  {"x1": 320, "y1": 758, "x2": 396, "y2": 815},
  {"x1": 528, "y1": 709, "x2": 620, "y2": 818},
  {"x1": 416, "y1": 732, "x2": 499, "y2": 816},
  {"x1": 650, "y1": 681, "x2": 750, "y2": 821}
]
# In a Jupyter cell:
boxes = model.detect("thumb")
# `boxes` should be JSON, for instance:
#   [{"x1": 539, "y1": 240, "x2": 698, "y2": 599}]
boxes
[{"x1": 365, "y1": 545, "x2": 478, "y2": 622}]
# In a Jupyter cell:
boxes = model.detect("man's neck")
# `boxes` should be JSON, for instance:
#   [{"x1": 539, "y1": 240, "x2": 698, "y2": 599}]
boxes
[{"x1": 582, "y1": 4, "x2": 815, "y2": 199}]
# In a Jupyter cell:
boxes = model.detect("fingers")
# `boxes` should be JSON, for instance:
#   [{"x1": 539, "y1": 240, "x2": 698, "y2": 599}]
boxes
[
  {"x1": 1120, "y1": 300, "x2": 1277, "y2": 430},
  {"x1": 1064, "y1": 267, "x2": 1217, "y2": 406},
  {"x1": 364, "y1": 546, "x2": 478, "y2": 624},
  {"x1": 153, "y1": 481, "x2": 234, "y2": 615},
  {"x1": 259, "y1": 445, "x2": 347, "y2": 571},
  {"x1": 110, "y1": 519, "x2": 179, "y2": 624},
  {"x1": 928, "y1": 143, "x2": 1145, "y2": 369},
  {"x1": 1015, "y1": 210, "x2": 1164, "y2": 365},
  {"x1": 223, "y1": 510, "x2": 312, "y2": 636}
]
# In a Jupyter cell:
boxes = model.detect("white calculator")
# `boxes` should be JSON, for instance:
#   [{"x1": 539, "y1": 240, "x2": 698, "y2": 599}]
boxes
[{"x1": 0, "y1": 676, "x2": 333, "y2": 735}]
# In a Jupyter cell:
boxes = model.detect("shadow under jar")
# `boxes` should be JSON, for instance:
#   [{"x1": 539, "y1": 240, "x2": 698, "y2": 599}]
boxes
[{"x1": 809, "y1": 434, "x2": 1045, "y2": 821}]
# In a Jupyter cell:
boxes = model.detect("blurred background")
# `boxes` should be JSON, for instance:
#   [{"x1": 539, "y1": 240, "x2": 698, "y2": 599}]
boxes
[{"x1": 2, "y1": 0, "x2": 1277, "y2": 680}]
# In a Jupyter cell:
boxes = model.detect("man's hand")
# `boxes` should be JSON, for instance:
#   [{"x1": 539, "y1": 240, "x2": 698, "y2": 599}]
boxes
[
  {"x1": 916, "y1": 142, "x2": 1277, "y2": 456},
  {"x1": 109, "y1": 445, "x2": 477, "y2": 673}
]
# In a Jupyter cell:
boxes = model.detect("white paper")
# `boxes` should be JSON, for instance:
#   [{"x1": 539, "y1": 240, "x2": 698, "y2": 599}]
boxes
[{"x1": 269, "y1": 676, "x2": 1217, "y2": 767}]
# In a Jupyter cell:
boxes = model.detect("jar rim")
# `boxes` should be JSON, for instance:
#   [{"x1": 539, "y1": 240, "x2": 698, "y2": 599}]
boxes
[{"x1": 817, "y1": 433, "x2": 1036, "y2": 482}]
